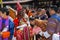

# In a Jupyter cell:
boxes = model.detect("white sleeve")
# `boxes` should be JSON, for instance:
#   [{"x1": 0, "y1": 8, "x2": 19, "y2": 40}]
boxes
[
  {"x1": 9, "y1": 16, "x2": 13, "y2": 22},
  {"x1": 27, "y1": 21, "x2": 30, "y2": 27},
  {"x1": 43, "y1": 31, "x2": 51, "y2": 38},
  {"x1": 2, "y1": 26, "x2": 9, "y2": 32},
  {"x1": 39, "y1": 31, "x2": 44, "y2": 36},
  {"x1": 52, "y1": 34, "x2": 59, "y2": 40},
  {"x1": 24, "y1": 14, "x2": 28, "y2": 19},
  {"x1": 17, "y1": 24, "x2": 27, "y2": 29}
]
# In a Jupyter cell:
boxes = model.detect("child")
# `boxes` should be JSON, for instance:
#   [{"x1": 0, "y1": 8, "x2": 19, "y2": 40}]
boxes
[
  {"x1": 0, "y1": 8, "x2": 10, "y2": 40},
  {"x1": 0, "y1": 7, "x2": 14, "y2": 40},
  {"x1": 29, "y1": 18, "x2": 41, "y2": 40}
]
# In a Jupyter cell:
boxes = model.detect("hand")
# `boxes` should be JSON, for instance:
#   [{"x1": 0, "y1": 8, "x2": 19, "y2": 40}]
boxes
[{"x1": 0, "y1": 32, "x2": 2, "y2": 36}]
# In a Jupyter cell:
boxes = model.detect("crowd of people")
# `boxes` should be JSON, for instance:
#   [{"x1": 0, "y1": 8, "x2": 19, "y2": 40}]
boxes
[{"x1": 0, "y1": 4, "x2": 60, "y2": 40}]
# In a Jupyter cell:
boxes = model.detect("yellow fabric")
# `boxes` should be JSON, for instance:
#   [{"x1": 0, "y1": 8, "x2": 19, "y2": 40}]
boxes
[
  {"x1": 0, "y1": 0, "x2": 3, "y2": 8},
  {"x1": 0, "y1": 0, "x2": 2, "y2": 3}
]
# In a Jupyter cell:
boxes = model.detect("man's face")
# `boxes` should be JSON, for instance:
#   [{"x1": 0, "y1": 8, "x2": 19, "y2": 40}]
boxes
[
  {"x1": 30, "y1": 20, "x2": 35, "y2": 25},
  {"x1": 49, "y1": 9, "x2": 55, "y2": 15},
  {"x1": 1, "y1": 12, "x2": 6, "y2": 18},
  {"x1": 0, "y1": 11, "x2": 2, "y2": 16},
  {"x1": 41, "y1": 9, "x2": 46, "y2": 14}
]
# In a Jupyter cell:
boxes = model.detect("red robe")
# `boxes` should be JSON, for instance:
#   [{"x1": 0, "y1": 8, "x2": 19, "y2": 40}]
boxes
[
  {"x1": 13, "y1": 18, "x2": 19, "y2": 37},
  {"x1": 14, "y1": 18, "x2": 29, "y2": 40}
]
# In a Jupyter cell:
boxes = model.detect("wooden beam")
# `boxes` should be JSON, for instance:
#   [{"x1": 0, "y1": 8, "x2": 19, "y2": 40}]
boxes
[{"x1": 0, "y1": 0, "x2": 32, "y2": 4}]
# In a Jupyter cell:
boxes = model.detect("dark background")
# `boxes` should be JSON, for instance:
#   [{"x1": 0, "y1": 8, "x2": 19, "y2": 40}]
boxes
[{"x1": 0, "y1": 0, "x2": 60, "y2": 9}]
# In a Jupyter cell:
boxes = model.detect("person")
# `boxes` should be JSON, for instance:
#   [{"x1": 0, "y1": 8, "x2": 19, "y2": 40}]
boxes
[
  {"x1": 28, "y1": 10, "x2": 33, "y2": 17},
  {"x1": 34, "y1": 19, "x2": 48, "y2": 40},
  {"x1": 36, "y1": 9, "x2": 48, "y2": 20},
  {"x1": 46, "y1": 9, "x2": 51, "y2": 18},
  {"x1": 49, "y1": 5, "x2": 60, "y2": 22},
  {"x1": 46, "y1": 5, "x2": 60, "y2": 40},
  {"x1": 35, "y1": 8, "x2": 41, "y2": 19},
  {"x1": 6, "y1": 6, "x2": 14, "y2": 40},
  {"x1": 14, "y1": 10, "x2": 29, "y2": 40},
  {"x1": 40, "y1": 9, "x2": 48, "y2": 20},
  {"x1": 0, "y1": 7, "x2": 14, "y2": 40},
  {"x1": 29, "y1": 17, "x2": 35, "y2": 40},
  {"x1": 0, "y1": 8, "x2": 10, "y2": 40},
  {"x1": 0, "y1": 8, "x2": 3, "y2": 40},
  {"x1": 33, "y1": 24, "x2": 41, "y2": 40},
  {"x1": 23, "y1": 8, "x2": 30, "y2": 27}
]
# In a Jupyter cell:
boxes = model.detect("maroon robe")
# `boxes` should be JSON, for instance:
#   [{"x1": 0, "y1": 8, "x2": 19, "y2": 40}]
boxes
[{"x1": 23, "y1": 27, "x2": 29, "y2": 40}]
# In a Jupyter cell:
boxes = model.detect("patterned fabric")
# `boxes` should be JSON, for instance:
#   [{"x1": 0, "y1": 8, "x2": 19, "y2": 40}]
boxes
[
  {"x1": 0, "y1": 17, "x2": 9, "y2": 40},
  {"x1": 51, "y1": 14, "x2": 60, "y2": 22},
  {"x1": 40, "y1": 14, "x2": 47, "y2": 20},
  {"x1": 14, "y1": 17, "x2": 29, "y2": 40},
  {"x1": 46, "y1": 18, "x2": 59, "y2": 40},
  {"x1": 14, "y1": 18, "x2": 19, "y2": 37},
  {"x1": 23, "y1": 27, "x2": 29, "y2": 40},
  {"x1": 29, "y1": 27, "x2": 33, "y2": 37},
  {"x1": 51, "y1": 14, "x2": 60, "y2": 36},
  {"x1": 33, "y1": 27, "x2": 41, "y2": 34},
  {"x1": 47, "y1": 18, "x2": 59, "y2": 34},
  {"x1": 16, "y1": 30, "x2": 23, "y2": 40}
]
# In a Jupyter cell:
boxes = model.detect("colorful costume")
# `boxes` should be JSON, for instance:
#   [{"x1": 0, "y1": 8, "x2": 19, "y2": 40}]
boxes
[
  {"x1": 14, "y1": 17, "x2": 29, "y2": 40},
  {"x1": 50, "y1": 14, "x2": 60, "y2": 34},
  {"x1": 40, "y1": 14, "x2": 48, "y2": 20},
  {"x1": 0, "y1": 17, "x2": 10, "y2": 40},
  {"x1": 46, "y1": 14, "x2": 60, "y2": 40}
]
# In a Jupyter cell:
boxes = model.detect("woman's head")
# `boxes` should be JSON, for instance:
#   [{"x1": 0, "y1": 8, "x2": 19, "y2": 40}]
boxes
[
  {"x1": 1, "y1": 7, "x2": 9, "y2": 18},
  {"x1": 29, "y1": 17, "x2": 35, "y2": 27},
  {"x1": 37, "y1": 9, "x2": 46, "y2": 16}
]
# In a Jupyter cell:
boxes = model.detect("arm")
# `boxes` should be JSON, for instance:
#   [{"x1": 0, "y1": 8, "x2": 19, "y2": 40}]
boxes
[
  {"x1": 2, "y1": 26, "x2": 9, "y2": 32},
  {"x1": 17, "y1": 24, "x2": 27, "y2": 29}
]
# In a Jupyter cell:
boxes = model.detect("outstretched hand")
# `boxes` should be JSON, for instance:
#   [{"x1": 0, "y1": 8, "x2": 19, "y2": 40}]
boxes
[{"x1": 0, "y1": 32, "x2": 2, "y2": 36}]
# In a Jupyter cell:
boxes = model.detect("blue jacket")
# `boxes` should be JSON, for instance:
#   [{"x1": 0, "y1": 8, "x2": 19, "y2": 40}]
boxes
[
  {"x1": 9, "y1": 20, "x2": 14, "y2": 39},
  {"x1": 51, "y1": 14, "x2": 60, "y2": 22}
]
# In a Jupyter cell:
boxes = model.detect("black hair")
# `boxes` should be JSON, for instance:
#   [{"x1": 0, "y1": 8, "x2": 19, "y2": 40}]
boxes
[
  {"x1": 29, "y1": 17, "x2": 35, "y2": 21},
  {"x1": 49, "y1": 5, "x2": 58, "y2": 12},
  {"x1": 1, "y1": 7, "x2": 9, "y2": 15},
  {"x1": 31, "y1": 10, "x2": 35, "y2": 13}
]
